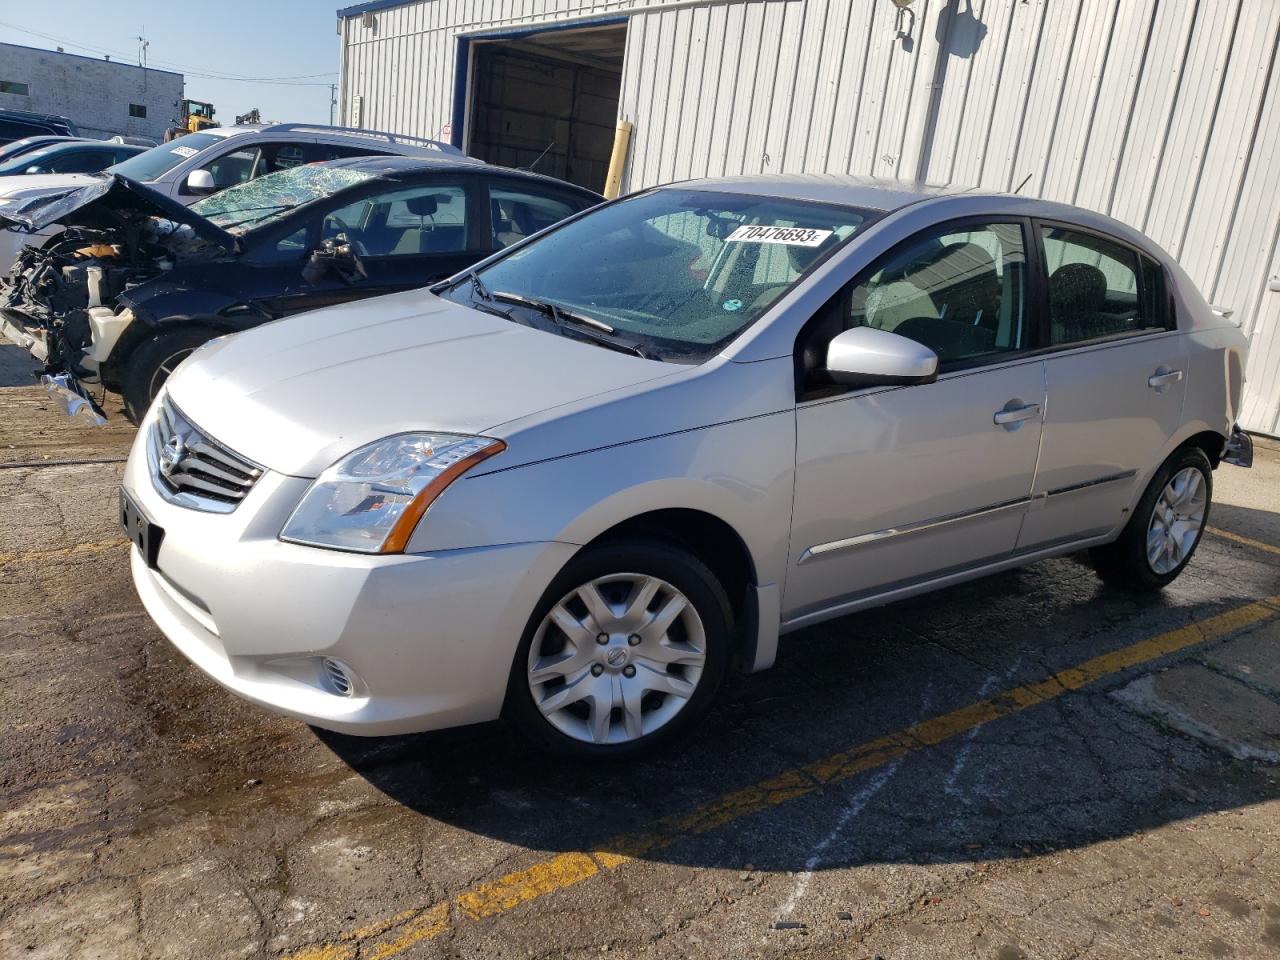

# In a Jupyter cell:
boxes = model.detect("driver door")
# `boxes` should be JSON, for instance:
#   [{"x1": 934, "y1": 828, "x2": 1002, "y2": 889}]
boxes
[
  {"x1": 784, "y1": 218, "x2": 1046, "y2": 622},
  {"x1": 248, "y1": 179, "x2": 484, "y2": 318}
]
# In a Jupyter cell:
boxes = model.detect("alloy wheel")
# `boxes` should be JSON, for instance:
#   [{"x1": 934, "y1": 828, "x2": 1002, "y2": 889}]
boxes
[
  {"x1": 526, "y1": 572, "x2": 706, "y2": 745},
  {"x1": 1146, "y1": 466, "x2": 1207, "y2": 574}
]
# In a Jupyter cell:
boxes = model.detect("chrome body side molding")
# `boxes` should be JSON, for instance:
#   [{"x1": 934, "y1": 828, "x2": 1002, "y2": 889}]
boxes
[{"x1": 799, "y1": 469, "x2": 1138, "y2": 565}]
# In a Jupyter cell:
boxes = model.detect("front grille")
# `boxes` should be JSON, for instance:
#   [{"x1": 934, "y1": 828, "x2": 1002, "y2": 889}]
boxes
[{"x1": 152, "y1": 397, "x2": 263, "y2": 509}]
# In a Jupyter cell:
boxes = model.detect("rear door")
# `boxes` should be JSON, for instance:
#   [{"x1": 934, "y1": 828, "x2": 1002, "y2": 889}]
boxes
[{"x1": 1016, "y1": 222, "x2": 1186, "y2": 549}]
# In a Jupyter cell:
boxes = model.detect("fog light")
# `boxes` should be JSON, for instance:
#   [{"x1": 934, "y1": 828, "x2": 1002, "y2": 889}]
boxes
[{"x1": 321, "y1": 657, "x2": 356, "y2": 697}]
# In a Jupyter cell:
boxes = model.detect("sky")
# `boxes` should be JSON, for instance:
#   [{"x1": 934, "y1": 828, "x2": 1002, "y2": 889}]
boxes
[{"x1": 0, "y1": 0, "x2": 345, "y2": 125}]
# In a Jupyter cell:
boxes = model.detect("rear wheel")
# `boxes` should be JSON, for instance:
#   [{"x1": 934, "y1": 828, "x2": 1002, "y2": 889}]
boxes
[
  {"x1": 1091, "y1": 446, "x2": 1213, "y2": 591},
  {"x1": 505, "y1": 539, "x2": 733, "y2": 759},
  {"x1": 121, "y1": 327, "x2": 217, "y2": 424}
]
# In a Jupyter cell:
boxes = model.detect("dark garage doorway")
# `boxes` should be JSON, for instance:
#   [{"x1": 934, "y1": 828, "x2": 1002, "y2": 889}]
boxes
[{"x1": 466, "y1": 23, "x2": 626, "y2": 193}]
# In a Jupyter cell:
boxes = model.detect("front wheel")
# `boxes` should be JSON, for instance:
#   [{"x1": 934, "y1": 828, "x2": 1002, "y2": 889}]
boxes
[
  {"x1": 504, "y1": 539, "x2": 733, "y2": 759},
  {"x1": 1091, "y1": 446, "x2": 1213, "y2": 591},
  {"x1": 121, "y1": 327, "x2": 217, "y2": 424}
]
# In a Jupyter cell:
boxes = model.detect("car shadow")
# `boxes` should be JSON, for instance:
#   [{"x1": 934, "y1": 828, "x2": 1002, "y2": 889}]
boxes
[
  {"x1": 0, "y1": 341, "x2": 40, "y2": 387},
  {"x1": 316, "y1": 549, "x2": 1280, "y2": 874}
]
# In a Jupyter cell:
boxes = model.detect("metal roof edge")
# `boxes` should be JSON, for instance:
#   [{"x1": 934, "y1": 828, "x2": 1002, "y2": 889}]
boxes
[{"x1": 336, "y1": 0, "x2": 416, "y2": 19}]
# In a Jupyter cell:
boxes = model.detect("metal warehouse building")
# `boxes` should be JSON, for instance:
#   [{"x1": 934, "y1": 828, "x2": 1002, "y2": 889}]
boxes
[
  {"x1": 336, "y1": 0, "x2": 1280, "y2": 435},
  {"x1": 0, "y1": 42, "x2": 184, "y2": 143}
]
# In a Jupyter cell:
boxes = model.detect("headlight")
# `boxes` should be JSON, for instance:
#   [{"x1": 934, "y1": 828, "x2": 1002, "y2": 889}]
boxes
[{"x1": 280, "y1": 433, "x2": 504, "y2": 554}]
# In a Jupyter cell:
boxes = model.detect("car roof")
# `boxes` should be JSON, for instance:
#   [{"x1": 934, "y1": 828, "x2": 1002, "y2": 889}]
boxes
[
  {"x1": 668, "y1": 174, "x2": 973, "y2": 212},
  {"x1": 194, "y1": 123, "x2": 467, "y2": 159},
  {"x1": 316, "y1": 155, "x2": 604, "y2": 196}
]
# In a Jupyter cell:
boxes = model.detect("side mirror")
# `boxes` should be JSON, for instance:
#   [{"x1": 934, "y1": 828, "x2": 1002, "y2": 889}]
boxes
[
  {"x1": 825, "y1": 326, "x2": 938, "y2": 388},
  {"x1": 302, "y1": 233, "x2": 367, "y2": 285},
  {"x1": 186, "y1": 169, "x2": 216, "y2": 194}
]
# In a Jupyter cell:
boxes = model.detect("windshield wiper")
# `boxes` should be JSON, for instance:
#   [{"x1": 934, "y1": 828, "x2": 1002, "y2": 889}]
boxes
[
  {"x1": 468, "y1": 269, "x2": 494, "y2": 304},
  {"x1": 492, "y1": 291, "x2": 659, "y2": 360},
  {"x1": 493, "y1": 291, "x2": 613, "y2": 332}
]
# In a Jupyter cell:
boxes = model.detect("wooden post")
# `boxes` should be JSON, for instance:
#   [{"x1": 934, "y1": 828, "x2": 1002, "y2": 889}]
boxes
[{"x1": 603, "y1": 119, "x2": 633, "y2": 199}]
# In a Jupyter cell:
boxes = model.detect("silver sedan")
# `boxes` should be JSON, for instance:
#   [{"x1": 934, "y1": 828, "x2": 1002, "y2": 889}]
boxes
[{"x1": 120, "y1": 176, "x2": 1253, "y2": 758}]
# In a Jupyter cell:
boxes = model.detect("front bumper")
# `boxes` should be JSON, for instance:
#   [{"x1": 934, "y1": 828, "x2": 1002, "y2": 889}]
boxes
[
  {"x1": 122, "y1": 412, "x2": 576, "y2": 736},
  {"x1": 0, "y1": 307, "x2": 47, "y2": 362}
]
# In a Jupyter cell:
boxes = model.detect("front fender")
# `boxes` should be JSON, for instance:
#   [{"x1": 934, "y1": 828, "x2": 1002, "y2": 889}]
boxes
[{"x1": 404, "y1": 411, "x2": 797, "y2": 591}]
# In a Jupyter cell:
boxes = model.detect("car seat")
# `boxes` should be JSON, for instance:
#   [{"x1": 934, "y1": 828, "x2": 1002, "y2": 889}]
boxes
[{"x1": 1048, "y1": 262, "x2": 1109, "y2": 342}]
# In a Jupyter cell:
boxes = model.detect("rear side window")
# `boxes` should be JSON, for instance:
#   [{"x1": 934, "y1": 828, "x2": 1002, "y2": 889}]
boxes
[
  {"x1": 489, "y1": 185, "x2": 582, "y2": 249},
  {"x1": 1042, "y1": 226, "x2": 1164, "y2": 345},
  {"x1": 308, "y1": 143, "x2": 389, "y2": 162}
]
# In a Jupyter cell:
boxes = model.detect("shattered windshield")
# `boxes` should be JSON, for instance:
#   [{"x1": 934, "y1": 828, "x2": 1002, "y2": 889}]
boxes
[
  {"x1": 107, "y1": 133, "x2": 224, "y2": 182},
  {"x1": 190, "y1": 165, "x2": 374, "y2": 234}
]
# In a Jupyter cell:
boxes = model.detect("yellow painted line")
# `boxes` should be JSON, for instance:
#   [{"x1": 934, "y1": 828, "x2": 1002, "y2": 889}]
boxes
[
  {"x1": 0, "y1": 536, "x2": 128, "y2": 568},
  {"x1": 281, "y1": 594, "x2": 1280, "y2": 960},
  {"x1": 1208, "y1": 527, "x2": 1280, "y2": 557}
]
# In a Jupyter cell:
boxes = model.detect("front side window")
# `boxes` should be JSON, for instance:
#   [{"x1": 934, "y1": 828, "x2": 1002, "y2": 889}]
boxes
[
  {"x1": 452, "y1": 189, "x2": 871, "y2": 362},
  {"x1": 47, "y1": 149, "x2": 114, "y2": 174},
  {"x1": 201, "y1": 147, "x2": 260, "y2": 189},
  {"x1": 1043, "y1": 226, "x2": 1159, "y2": 345},
  {"x1": 849, "y1": 221, "x2": 1029, "y2": 365},
  {"x1": 324, "y1": 184, "x2": 469, "y2": 256}
]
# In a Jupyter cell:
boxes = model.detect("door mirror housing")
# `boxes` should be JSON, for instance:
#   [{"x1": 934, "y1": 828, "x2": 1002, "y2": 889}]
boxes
[
  {"x1": 824, "y1": 326, "x2": 939, "y2": 388},
  {"x1": 302, "y1": 234, "x2": 368, "y2": 285},
  {"x1": 185, "y1": 169, "x2": 216, "y2": 194}
]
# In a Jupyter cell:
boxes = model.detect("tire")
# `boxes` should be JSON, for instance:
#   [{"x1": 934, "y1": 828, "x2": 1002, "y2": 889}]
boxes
[
  {"x1": 1090, "y1": 446, "x2": 1213, "y2": 591},
  {"x1": 504, "y1": 538, "x2": 734, "y2": 760},
  {"x1": 121, "y1": 327, "x2": 217, "y2": 424}
]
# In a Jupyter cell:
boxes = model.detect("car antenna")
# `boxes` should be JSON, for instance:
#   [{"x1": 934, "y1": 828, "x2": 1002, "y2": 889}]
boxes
[
  {"x1": 522, "y1": 141, "x2": 556, "y2": 173},
  {"x1": 1013, "y1": 173, "x2": 1033, "y2": 194}
]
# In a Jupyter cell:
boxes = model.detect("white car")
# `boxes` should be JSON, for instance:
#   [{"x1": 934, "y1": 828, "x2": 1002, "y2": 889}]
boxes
[
  {"x1": 120, "y1": 177, "x2": 1253, "y2": 758},
  {"x1": 0, "y1": 122, "x2": 470, "y2": 270}
]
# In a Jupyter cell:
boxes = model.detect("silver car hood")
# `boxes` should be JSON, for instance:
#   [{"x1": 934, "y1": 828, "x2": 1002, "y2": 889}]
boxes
[{"x1": 164, "y1": 288, "x2": 676, "y2": 477}]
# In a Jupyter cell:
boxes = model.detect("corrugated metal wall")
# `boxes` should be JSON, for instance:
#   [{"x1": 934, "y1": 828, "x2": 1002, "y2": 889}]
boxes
[{"x1": 340, "y1": 0, "x2": 1280, "y2": 434}]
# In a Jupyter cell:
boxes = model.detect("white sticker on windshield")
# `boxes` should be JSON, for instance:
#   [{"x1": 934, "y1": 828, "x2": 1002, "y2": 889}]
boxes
[
  {"x1": 726, "y1": 225, "x2": 833, "y2": 247},
  {"x1": 170, "y1": 146, "x2": 198, "y2": 158}
]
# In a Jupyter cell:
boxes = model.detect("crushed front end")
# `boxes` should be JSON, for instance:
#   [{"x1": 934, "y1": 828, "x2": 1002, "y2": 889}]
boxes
[{"x1": 0, "y1": 175, "x2": 233, "y2": 422}]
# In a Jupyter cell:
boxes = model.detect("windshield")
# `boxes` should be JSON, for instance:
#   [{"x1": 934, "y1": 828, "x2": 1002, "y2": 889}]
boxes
[
  {"x1": 191, "y1": 165, "x2": 374, "y2": 234},
  {"x1": 107, "y1": 132, "x2": 224, "y2": 182},
  {"x1": 449, "y1": 189, "x2": 872, "y2": 362}
]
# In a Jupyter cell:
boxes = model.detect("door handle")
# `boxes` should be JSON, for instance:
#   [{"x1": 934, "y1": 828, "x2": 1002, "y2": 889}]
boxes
[
  {"x1": 1147, "y1": 369, "x2": 1183, "y2": 389},
  {"x1": 993, "y1": 402, "x2": 1041, "y2": 426}
]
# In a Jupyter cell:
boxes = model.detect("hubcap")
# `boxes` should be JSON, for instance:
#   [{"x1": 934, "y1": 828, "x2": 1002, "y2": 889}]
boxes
[
  {"x1": 1146, "y1": 466, "x2": 1207, "y2": 574},
  {"x1": 526, "y1": 573, "x2": 706, "y2": 745}
]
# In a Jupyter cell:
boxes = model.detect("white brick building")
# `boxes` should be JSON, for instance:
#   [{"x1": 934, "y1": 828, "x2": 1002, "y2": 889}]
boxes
[{"x1": 0, "y1": 42, "x2": 184, "y2": 143}]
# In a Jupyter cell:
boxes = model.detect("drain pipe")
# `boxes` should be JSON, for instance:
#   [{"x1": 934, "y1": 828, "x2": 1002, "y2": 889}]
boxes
[
  {"x1": 603, "y1": 119, "x2": 633, "y2": 199},
  {"x1": 901, "y1": 0, "x2": 955, "y2": 183}
]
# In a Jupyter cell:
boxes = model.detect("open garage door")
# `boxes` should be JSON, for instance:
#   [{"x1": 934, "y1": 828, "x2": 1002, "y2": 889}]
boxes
[{"x1": 466, "y1": 24, "x2": 625, "y2": 193}]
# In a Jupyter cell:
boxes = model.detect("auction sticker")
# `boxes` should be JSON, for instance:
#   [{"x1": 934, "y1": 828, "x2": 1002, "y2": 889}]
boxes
[
  {"x1": 726, "y1": 224, "x2": 832, "y2": 247},
  {"x1": 170, "y1": 146, "x2": 199, "y2": 158}
]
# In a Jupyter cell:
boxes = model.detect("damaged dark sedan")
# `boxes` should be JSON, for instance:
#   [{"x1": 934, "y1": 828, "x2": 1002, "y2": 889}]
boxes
[{"x1": 0, "y1": 156, "x2": 600, "y2": 422}]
